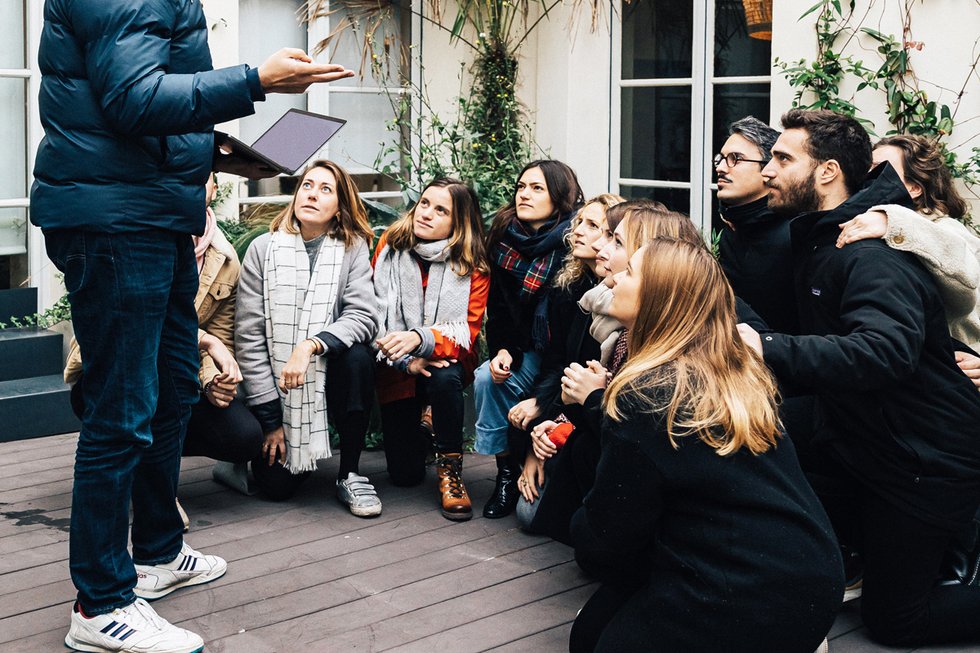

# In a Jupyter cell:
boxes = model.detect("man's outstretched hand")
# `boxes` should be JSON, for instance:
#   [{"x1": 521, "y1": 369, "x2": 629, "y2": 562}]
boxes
[{"x1": 258, "y1": 48, "x2": 354, "y2": 94}]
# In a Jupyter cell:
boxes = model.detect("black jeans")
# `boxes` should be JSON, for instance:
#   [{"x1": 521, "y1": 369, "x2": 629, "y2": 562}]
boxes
[
  {"x1": 380, "y1": 362, "x2": 465, "y2": 486},
  {"x1": 810, "y1": 449, "x2": 980, "y2": 646},
  {"x1": 251, "y1": 343, "x2": 375, "y2": 501},
  {"x1": 73, "y1": 385, "x2": 264, "y2": 465}
]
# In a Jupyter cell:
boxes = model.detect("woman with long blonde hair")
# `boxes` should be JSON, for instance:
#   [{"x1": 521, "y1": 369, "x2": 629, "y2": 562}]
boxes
[
  {"x1": 569, "y1": 238, "x2": 843, "y2": 652},
  {"x1": 236, "y1": 160, "x2": 381, "y2": 515}
]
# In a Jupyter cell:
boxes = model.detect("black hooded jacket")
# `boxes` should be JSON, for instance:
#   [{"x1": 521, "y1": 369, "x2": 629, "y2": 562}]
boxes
[
  {"x1": 761, "y1": 165, "x2": 980, "y2": 529},
  {"x1": 719, "y1": 195, "x2": 800, "y2": 334}
]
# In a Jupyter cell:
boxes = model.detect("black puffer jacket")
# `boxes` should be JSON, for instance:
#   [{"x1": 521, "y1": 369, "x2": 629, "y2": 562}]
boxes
[
  {"x1": 719, "y1": 195, "x2": 800, "y2": 334},
  {"x1": 31, "y1": 0, "x2": 264, "y2": 234},
  {"x1": 761, "y1": 165, "x2": 980, "y2": 529}
]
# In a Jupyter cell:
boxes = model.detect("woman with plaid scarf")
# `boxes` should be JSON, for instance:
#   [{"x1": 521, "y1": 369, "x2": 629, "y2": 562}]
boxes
[{"x1": 474, "y1": 160, "x2": 585, "y2": 519}]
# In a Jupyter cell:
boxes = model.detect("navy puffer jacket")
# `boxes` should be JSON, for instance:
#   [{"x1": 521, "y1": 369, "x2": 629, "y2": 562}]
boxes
[{"x1": 31, "y1": 0, "x2": 264, "y2": 234}]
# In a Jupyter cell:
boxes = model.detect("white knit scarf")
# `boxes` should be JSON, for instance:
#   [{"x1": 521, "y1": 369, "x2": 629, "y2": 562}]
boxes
[
  {"x1": 373, "y1": 239, "x2": 472, "y2": 352},
  {"x1": 263, "y1": 230, "x2": 343, "y2": 474},
  {"x1": 578, "y1": 282, "x2": 624, "y2": 366}
]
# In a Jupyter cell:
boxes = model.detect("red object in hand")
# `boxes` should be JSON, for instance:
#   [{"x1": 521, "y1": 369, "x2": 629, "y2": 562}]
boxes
[{"x1": 548, "y1": 422, "x2": 575, "y2": 449}]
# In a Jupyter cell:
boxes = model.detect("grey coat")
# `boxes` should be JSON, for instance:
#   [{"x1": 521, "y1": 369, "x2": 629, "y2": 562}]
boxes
[{"x1": 235, "y1": 232, "x2": 379, "y2": 408}]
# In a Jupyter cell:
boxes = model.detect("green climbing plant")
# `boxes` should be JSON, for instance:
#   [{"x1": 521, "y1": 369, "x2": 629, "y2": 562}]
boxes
[{"x1": 775, "y1": 0, "x2": 980, "y2": 201}]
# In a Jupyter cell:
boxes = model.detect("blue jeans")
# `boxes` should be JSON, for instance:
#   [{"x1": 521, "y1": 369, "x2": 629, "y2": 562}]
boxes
[
  {"x1": 44, "y1": 229, "x2": 200, "y2": 615},
  {"x1": 473, "y1": 351, "x2": 542, "y2": 455}
]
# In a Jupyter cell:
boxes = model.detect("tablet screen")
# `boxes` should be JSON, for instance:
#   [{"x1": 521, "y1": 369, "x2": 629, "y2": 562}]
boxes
[{"x1": 250, "y1": 109, "x2": 346, "y2": 174}]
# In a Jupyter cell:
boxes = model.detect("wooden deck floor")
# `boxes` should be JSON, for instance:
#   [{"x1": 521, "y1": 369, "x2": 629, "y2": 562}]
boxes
[{"x1": 1, "y1": 433, "x2": 978, "y2": 653}]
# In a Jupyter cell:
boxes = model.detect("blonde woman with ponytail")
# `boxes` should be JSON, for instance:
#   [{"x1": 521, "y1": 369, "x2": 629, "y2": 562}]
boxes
[{"x1": 569, "y1": 238, "x2": 843, "y2": 653}]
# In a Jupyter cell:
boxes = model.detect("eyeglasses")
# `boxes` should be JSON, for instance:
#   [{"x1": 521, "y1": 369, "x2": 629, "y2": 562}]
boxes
[{"x1": 712, "y1": 152, "x2": 768, "y2": 168}]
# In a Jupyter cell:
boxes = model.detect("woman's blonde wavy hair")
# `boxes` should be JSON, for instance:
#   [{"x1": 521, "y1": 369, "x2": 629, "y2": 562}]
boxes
[
  {"x1": 269, "y1": 160, "x2": 373, "y2": 249},
  {"x1": 603, "y1": 238, "x2": 782, "y2": 456},
  {"x1": 383, "y1": 178, "x2": 488, "y2": 276},
  {"x1": 554, "y1": 193, "x2": 625, "y2": 289}
]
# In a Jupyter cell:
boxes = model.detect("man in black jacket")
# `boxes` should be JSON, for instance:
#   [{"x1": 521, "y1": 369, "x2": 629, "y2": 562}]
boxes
[
  {"x1": 716, "y1": 116, "x2": 799, "y2": 335},
  {"x1": 739, "y1": 109, "x2": 980, "y2": 647}
]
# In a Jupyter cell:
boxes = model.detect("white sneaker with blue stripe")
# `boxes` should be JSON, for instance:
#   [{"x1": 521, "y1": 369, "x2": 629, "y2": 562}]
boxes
[
  {"x1": 134, "y1": 542, "x2": 227, "y2": 600},
  {"x1": 65, "y1": 598, "x2": 203, "y2": 653}
]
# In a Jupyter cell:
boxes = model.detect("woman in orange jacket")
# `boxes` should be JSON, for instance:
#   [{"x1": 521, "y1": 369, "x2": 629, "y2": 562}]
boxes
[{"x1": 373, "y1": 178, "x2": 489, "y2": 521}]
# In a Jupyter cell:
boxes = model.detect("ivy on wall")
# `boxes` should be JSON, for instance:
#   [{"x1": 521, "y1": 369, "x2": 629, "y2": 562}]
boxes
[{"x1": 775, "y1": 0, "x2": 979, "y2": 212}]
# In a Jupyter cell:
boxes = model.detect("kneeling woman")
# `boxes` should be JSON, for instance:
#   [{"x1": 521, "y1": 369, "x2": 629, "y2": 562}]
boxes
[
  {"x1": 236, "y1": 160, "x2": 381, "y2": 516},
  {"x1": 373, "y1": 178, "x2": 489, "y2": 521},
  {"x1": 570, "y1": 239, "x2": 843, "y2": 653}
]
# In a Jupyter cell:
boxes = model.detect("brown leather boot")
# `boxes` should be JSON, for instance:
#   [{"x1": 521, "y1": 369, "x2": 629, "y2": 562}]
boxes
[{"x1": 436, "y1": 453, "x2": 472, "y2": 521}]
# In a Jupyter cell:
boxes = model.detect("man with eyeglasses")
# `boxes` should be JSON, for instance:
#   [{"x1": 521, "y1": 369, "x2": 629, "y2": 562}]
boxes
[{"x1": 715, "y1": 116, "x2": 800, "y2": 335}]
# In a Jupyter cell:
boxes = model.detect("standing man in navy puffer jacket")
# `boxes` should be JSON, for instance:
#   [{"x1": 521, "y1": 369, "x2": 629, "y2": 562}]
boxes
[{"x1": 31, "y1": 2, "x2": 353, "y2": 652}]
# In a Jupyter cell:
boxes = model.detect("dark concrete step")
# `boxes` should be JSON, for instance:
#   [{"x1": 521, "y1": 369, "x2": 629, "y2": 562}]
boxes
[
  {"x1": 0, "y1": 287, "x2": 38, "y2": 325},
  {"x1": 0, "y1": 374, "x2": 80, "y2": 442},
  {"x1": 0, "y1": 328, "x2": 65, "y2": 381}
]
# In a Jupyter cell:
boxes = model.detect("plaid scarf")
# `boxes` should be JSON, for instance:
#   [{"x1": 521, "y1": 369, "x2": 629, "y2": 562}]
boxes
[{"x1": 493, "y1": 214, "x2": 571, "y2": 303}]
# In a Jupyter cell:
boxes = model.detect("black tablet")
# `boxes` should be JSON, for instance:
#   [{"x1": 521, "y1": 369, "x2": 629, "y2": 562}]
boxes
[{"x1": 216, "y1": 108, "x2": 347, "y2": 175}]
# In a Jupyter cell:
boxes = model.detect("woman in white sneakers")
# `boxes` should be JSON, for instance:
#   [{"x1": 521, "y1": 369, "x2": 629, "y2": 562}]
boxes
[{"x1": 235, "y1": 160, "x2": 381, "y2": 515}]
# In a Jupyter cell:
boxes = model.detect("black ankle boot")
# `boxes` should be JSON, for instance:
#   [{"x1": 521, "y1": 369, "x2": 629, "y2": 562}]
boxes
[{"x1": 483, "y1": 455, "x2": 520, "y2": 519}]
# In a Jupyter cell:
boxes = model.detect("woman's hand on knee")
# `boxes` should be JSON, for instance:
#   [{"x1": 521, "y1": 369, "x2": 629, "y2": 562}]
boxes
[
  {"x1": 519, "y1": 453, "x2": 544, "y2": 503},
  {"x1": 508, "y1": 397, "x2": 541, "y2": 430},
  {"x1": 262, "y1": 427, "x2": 286, "y2": 466},
  {"x1": 279, "y1": 340, "x2": 317, "y2": 393},
  {"x1": 955, "y1": 351, "x2": 980, "y2": 390},
  {"x1": 407, "y1": 357, "x2": 454, "y2": 377},
  {"x1": 205, "y1": 372, "x2": 237, "y2": 408},
  {"x1": 199, "y1": 334, "x2": 243, "y2": 384},
  {"x1": 489, "y1": 350, "x2": 513, "y2": 383}
]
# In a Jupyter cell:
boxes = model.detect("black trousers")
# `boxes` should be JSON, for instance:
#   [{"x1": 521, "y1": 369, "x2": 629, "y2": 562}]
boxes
[
  {"x1": 379, "y1": 362, "x2": 465, "y2": 487},
  {"x1": 71, "y1": 381, "x2": 263, "y2": 464},
  {"x1": 251, "y1": 343, "x2": 375, "y2": 501},
  {"x1": 809, "y1": 449, "x2": 980, "y2": 647}
]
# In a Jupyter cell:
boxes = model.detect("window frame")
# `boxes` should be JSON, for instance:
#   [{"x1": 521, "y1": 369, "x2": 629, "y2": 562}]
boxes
[{"x1": 610, "y1": 0, "x2": 772, "y2": 233}]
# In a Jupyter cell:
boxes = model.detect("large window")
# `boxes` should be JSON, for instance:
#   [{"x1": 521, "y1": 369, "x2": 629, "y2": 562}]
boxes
[
  {"x1": 0, "y1": 0, "x2": 32, "y2": 290},
  {"x1": 238, "y1": 0, "x2": 414, "y2": 214},
  {"x1": 613, "y1": 0, "x2": 772, "y2": 232}
]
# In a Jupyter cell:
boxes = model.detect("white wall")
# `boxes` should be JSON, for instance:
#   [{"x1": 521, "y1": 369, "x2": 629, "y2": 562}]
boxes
[{"x1": 771, "y1": 0, "x2": 979, "y2": 212}]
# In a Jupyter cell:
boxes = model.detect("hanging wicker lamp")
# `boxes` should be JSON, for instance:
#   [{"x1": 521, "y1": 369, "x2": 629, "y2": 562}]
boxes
[{"x1": 742, "y1": 0, "x2": 772, "y2": 40}]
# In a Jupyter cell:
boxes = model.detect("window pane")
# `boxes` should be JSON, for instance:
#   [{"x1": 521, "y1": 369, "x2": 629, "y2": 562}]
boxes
[
  {"x1": 0, "y1": 207, "x2": 28, "y2": 257},
  {"x1": 239, "y1": 0, "x2": 307, "y2": 144},
  {"x1": 621, "y1": 0, "x2": 693, "y2": 79},
  {"x1": 328, "y1": 91, "x2": 399, "y2": 173},
  {"x1": 621, "y1": 86, "x2": 692, "y2": 182},
  {"x1": 714, "y1": 0, "x2": 772, "y2": 77},
  {"x1": 711, "y1": 83, "x2": 771, "y2": 164},
  {"x1": 0, "y1": 78, "x2": 27, "y2": 201},
  {"x1": 617, "y1": 186, "x2": 691, "y2": 216},
  {"x1": 0, "y1": 1, "x2": 25, "y2": 69}
]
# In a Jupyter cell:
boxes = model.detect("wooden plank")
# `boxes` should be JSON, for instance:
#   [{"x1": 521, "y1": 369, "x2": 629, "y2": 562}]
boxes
[
  {"x1": 488, "y1": 623, "x2": 574, "y2": 652},
  {"x1": 385, "y1": 584, "x2": 596, "y2": 653}
]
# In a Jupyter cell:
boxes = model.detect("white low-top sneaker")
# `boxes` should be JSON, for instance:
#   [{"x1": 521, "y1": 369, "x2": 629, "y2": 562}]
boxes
[
  {"x1": 134, "y1": 542, "x2": 227, "y2": 600},
  {"x1": 337, "y1": 472, "x2": 382, "y2": 517},
  {"x1": 65, "y1": 598, "x2": 203, "y2": 653}
]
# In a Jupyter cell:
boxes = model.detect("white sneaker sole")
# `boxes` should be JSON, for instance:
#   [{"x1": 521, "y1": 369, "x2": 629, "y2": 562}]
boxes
[
  {"x1": 345, "y1": 500, "x2": 382, "y2": 518},
  {"x1": 134, "y1": 559, "x2": 228, "y2": 601},
  {"x1": 64, "y1": 634, "x2": 204, "y2": 653}
]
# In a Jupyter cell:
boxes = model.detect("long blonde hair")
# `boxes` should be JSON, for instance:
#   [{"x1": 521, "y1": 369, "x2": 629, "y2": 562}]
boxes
[
  {"x1": 554, "y1": 193, "x2": 625, "y2": 289},
  {"x1": 603, "y1": 238, "x2": 781, "y2": 456},
  {"x1": 269, "y1": 160, "x2": 373, "y2": 249},
  {"x1": 383, "y1": 178, "x2": 488, "y2": 276}
]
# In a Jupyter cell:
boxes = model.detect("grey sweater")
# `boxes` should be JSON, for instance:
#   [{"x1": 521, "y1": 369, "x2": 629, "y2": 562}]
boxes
[{"x1": 235, "y1": 232, "x2": 380, "y2": 409}]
